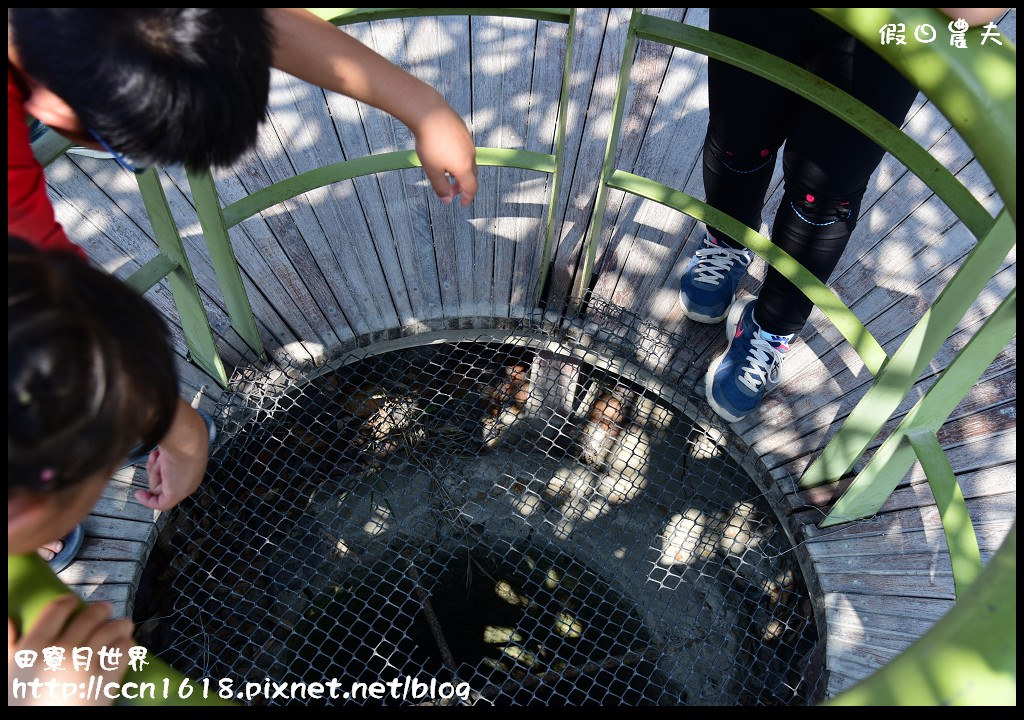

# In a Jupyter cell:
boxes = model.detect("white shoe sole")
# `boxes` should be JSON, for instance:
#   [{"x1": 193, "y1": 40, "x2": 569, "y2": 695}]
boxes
[
  {"x1": 703, "y1": 295, "x2": 755, "y2": 423},
  {"x1": 679, "y1": 288, "x2": 730, "y2": 324}
]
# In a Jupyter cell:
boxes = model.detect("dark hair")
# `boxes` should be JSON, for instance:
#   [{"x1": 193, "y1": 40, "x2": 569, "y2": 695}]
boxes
[
  {"x1": 10, "y1": 8, "x2": 272, "y2": 170},
  {"x1": 8, "y1": 238, "x2": 179, "y2": 494}
]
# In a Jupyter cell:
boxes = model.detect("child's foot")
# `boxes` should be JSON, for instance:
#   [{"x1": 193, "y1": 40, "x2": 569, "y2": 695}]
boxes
[
  {"x1": 679, "y1": 233, "x2": 753, "y2": 323},
  {"x1": 37, "y1": 539, "x2": 64, "y2": 562},
  {"x1": 705, "y1": 296, "x2": 793, "y2": 422},
  {"x1": 37, "y1": 524, "x2": 85, "y2": 574}
]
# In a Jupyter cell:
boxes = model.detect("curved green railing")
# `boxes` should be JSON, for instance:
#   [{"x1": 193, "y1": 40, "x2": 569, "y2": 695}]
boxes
[{"x1": 16, "y1": 7, "x2": 1015, "y2": 706}]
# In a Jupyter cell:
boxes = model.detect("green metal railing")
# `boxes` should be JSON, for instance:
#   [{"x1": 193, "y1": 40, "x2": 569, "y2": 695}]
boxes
[
  {"x1": 20, "y1": 6, "x2": 1015, "y2": 706},
  {"x1": 31, "y1": 137, "x2": 232, "y2": 387},
  {"x1": 577, "y1": 7, "x2": 1015, "y2": 705}
]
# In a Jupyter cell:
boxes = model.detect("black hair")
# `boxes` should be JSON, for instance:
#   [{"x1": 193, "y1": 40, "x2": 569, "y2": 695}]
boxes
[
  {"x1": 10, "y1": 8, "x2": 272, "y2": 170},
  {"x1": 8, "y1": 238, "x2": 179, "y2": 495}
]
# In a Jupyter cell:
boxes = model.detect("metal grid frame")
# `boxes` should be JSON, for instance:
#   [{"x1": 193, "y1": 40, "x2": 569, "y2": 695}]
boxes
[{"x1": 136, "y1": 299, "x2": 823, "y2": 706}]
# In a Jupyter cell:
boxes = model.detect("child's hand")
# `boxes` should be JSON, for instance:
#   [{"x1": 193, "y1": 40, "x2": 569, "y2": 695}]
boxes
[
  {"x1": 135, "y1": 400, "x2": 209, "y2": 512},
  {"x1": 413, "y1": 102, "x2": 478, "y2": 208},
  {"x1": 8, "y1": 595, "x2": 134, "y2": 706}
]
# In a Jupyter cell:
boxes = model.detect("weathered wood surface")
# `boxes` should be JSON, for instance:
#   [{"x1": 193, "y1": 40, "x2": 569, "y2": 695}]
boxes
[{"x1": 43, "y1": 8, "x2": 1016, "y2": 700}]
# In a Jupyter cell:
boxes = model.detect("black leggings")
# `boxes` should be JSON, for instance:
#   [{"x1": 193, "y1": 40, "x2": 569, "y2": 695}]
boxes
[{"x1": 704, "y1": 8, "x2": 919, "y2": 335}]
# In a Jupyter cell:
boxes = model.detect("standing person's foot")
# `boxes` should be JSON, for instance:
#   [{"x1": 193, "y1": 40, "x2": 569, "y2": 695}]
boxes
[
  {"x1": 679, "y1": 233, "x2": 754, "y2": 323},
  {"x1": 705, "y1": 296, "x2": 793, "y2": 422}
]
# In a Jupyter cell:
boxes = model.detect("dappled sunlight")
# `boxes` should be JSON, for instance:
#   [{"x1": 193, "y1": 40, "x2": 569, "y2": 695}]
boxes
[
  {"x1": 658, "y1": 501, "x2": 764, "y2": 568},
  {"x1": 362, "y1": 502, "x2": 392, "y2": 537}
]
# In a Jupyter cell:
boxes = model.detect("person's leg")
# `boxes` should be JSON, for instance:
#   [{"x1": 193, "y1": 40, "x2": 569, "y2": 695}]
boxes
[
  {"x1": 705, "y1": 23, "x2": 918, "y2": 422},
  {"x1": 681, "y1": 8, "x2": 813, "y2": 322},
  {"x1": 753, "y1": 35, "x2": 919, "y2": 336}
]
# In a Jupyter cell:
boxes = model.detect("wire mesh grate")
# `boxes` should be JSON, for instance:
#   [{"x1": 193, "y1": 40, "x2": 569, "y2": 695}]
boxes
[{"x1": 136, "y1": 299, "x2": 824, "y2": 706}]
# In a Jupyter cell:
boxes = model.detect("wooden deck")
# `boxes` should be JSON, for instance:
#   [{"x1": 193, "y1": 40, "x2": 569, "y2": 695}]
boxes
[{"x1": 45, "y1": 8, "x2": 1016, "y2": 700}]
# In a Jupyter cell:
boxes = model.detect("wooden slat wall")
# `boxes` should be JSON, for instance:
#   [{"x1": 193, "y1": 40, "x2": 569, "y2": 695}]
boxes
[{"x1": 43, "y1": 8, "x2": 1015, "y2": 700}]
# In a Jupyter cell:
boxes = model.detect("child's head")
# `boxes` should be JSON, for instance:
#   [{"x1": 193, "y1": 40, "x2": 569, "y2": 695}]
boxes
[
  {"x1": 8, "y1": 238, "x2": 179, "y2": 554},
  {"x1": 9, "y1": 8, "x2": 272, "y2": 170}
]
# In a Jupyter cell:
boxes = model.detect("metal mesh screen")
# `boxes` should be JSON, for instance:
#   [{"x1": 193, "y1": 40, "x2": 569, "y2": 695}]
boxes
[{"x1": 136, "y1": 299, "x2": 823, "y2": 706}]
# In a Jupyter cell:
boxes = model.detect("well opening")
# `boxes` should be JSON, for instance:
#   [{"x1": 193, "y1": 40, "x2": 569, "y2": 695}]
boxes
[{"x1": 136, "y1": 300, "x2": 824, "y2": 705}]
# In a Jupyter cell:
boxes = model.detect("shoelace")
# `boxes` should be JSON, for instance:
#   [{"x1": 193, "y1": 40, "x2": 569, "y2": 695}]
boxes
[
  {"x1": 692, "y1": 240, "x2": 751, "y2": 285},
  {"x1": 739, "y1": 333, "x2": 786, "y2": 392}
]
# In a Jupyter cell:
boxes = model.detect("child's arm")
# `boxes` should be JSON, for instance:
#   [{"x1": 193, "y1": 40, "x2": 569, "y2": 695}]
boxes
[
  {"x1": 267, "y1": 8, "x2": 478, "y2": 207},
  {"x1": 8, "y1": 595, "x2": 133, "y2": 706},
  {"x1": 134, "y1": 398, "x2": 209, "y2": 512}
]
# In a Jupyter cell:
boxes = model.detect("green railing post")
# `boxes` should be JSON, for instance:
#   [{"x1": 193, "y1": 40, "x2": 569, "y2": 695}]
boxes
[
  {"x1": 31, "y1": 128, "x2": 231, "y2": 389},
  {"x1": 187, "y1": 169, "x2": 266, "y2": 359},
  {"x1": 134, "y1": 169, "x2": 229, "y2": 387},
  {"x1": 8, "y1": 553, "x2": 233, "y2": 706},
  {"x1": 536, "y1": 7, "x2": 577, "y2": 307},
  {"x1": 576, "y1": 9, "x2": 640, "y2": 309},
  {"x1": 827, "y1": 524, "x2": 1016, "y2": 705},
  {"x1": 821, "y1": 288, "x2": 1016, "y2": 525},
  {"x1": 803, "y1": 211, "x2": 1016, "y2": 489},
  {"x1": 906, "y1": 429, "x2": 983, "y2": 599},
  {"x1": 816, "y1": 7, "x2": 1016, "y2": 225}
]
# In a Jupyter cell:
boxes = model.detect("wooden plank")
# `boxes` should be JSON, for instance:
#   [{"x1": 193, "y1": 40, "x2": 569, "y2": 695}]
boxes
[
  {"x1": 591, "y1": 7, "x2": 686, "y2": 310},
  {"x1": 514, "y1": 16, "x2": 567, "y2": 313},
  {"x1": 824, "y1": 595, "x2": 950, "y2": 646},
  {"x1": 322, "y1": 20, "x2": 425, "y2": 329},
  {"x1": 264, "y1": 70, "x2": 395, "y2": 336},
  {"x1": 768, "y1": 349, "x2": 1015, "y2": 483},
  {"x1": 164, "y1": 163, "x2": 326, "y2": 363},
  {"x1": 823, "y1": 590, "x2": 951, "y2": 623},
  {"x1": 275, "y1": 75, "x2": 407, "y2": 335},
  {"x1": 826, "y1": 623, "x2": 929, "y2": 658},
  {"x1": 812, "y1": 549, "x2": 996, "y2": 576},
  {"x1": 825, "y1": 650, "x2": 887, "y2": 688},
  {"x1": 68, "y1": 584, "x2": 134, "y2": 618},
  {"x1": 754, "y1": 262, "x2": 1016, "y2": 476},
  {"x1": 809, "y1": 521, "x2": 1013, "y2": 560},
  {"x1": 392, "y1": 16, "x2": 465, "y2": 321},
  {"x1": 818, "y1": 570, "x2": 955, "y2": 600},
  {"x1": 75, "y1": 537, "x2": 151, "y2": 564},
  {"x1": 827, "y1": 635, "x2": 906, "y2": 672},
  {"x1": 548, "y1": 8, "x2": 626, "y2": 310},
  {"x1": 596, "y1": 7, "x2": 699, "y2": 312},
  {"x1": 365, "y1": 18, "x2": 451, "y2": 324},
  {"x1": 798, "y1": 492, "x2": 1015, "y2": 542},
  {"x1": 81, "y1": 515, "x2": 157, "y2": 546},
  {"x1": 467, "y1": 15, "x2": 503, "y2": 318},
  {"x1": 826, "y1": 666, "x2": 875, "y2": 699},
  {"x1": 495, "y1": 17, "x2": 545, "y2": 317},
  {"x1": 787, "y1": 437, "x2": 1016, "y2": 511},
  {"x1": 57, "y1": 560, "x2": 141, "y2": 587},
  {"x1": 789, "y1": 463, "x2": 1016, "y2": 533},
  {"x1": 53, "y1": 156, "x2": 251, "y2": 367},
  {"x1": 244, "y1": 74, "x2": 360, "y2": 344}
]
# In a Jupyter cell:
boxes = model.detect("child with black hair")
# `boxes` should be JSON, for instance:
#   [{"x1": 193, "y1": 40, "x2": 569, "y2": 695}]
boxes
[
  {"x1": 7, "y1": 237, "x2": 203, "y2": 704},
  {"x1": 8, "y1": 8, "x2": 478, "y2": 249}
]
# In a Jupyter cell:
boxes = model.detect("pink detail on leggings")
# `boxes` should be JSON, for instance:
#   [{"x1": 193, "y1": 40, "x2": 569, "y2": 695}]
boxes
[
  {"x1": 805, "y1": 194, "x2": 815, "y2": 203},
  {"x1": 760, "y1": 149, "x2": 769, "y2": 157}
]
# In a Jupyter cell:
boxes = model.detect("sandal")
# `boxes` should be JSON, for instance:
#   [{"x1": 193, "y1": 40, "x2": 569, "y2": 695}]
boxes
[{"x1": 47, "y1": 523, "x2": 85, "y2": 575}]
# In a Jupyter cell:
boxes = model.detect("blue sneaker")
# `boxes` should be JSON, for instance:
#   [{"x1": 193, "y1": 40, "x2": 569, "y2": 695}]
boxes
[
  {"x1": 679, "y1": 233, "x2": 753, "y2": 323},
  {"x1": 705, "y1": 296, "x2": 792, "y2": 422}
]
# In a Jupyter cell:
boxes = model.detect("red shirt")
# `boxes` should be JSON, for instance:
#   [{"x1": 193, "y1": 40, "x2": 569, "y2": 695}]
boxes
[{"x1": 8, "y1": 65, "x2": 86, "y2": 260}]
